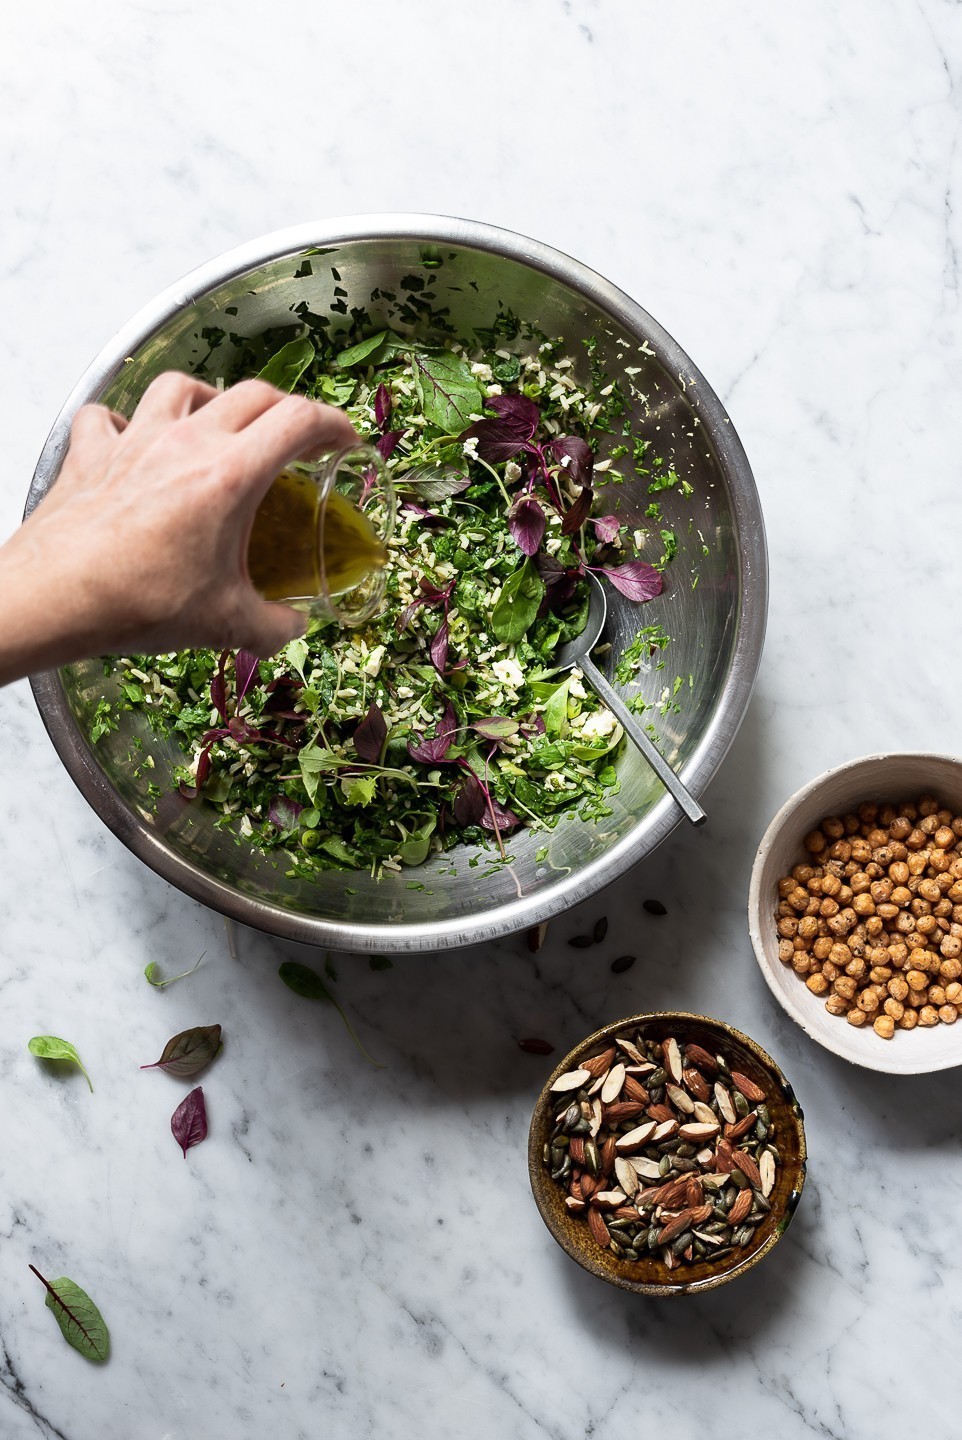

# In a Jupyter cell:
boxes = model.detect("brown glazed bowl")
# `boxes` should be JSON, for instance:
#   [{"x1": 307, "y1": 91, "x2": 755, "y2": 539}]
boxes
[{"x1": 527, "y1": 1012, "x2": 807, "y2": 1296}]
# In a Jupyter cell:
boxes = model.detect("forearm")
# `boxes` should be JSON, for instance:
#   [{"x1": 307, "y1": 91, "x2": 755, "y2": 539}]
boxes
[{"x1": 0, "y1": 520, "x2": 105, "y2": 686}]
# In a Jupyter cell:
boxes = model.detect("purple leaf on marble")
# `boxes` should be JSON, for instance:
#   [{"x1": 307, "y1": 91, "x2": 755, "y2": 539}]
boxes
[{"x1": 171, "y1": 1087, "x2": 208, "y2": 1159}]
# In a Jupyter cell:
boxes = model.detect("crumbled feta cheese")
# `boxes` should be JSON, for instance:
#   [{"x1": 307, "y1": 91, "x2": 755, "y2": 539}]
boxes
[
  {"x1": 579, "y1": 708, "x2": 617, "y2": 742},
  {"x1": 492, "y1": 657, "x2": 525, "y2": 690},
  {"x1": 462, "y1": 436, "x2": 480, "y2": 461},
  {"x1": 545, "y1": 771, "x2": 568, "y2": 792},
  {"x1": 634, "y1": 529, "x2": 646, "y2": 549},
  {"x1": 504, "y1": 461, "x2": 522, "y2": 483},
  {"x1": 363, "y1": 645, "x2": 385, "y2": 678},
  {"x1": 471, "y1": 362, "x2": 493, "y2": 381},
  {"x1": 569, "y1": 675, "x2": 587, "y2": 699}
]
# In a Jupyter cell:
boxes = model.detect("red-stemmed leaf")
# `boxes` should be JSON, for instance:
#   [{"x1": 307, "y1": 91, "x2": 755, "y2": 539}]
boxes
[
  {"x1": 353, "y1": 702, "x2": 388, "y2": 763},
  {"x1": 482, "y1": 797, "x2": 521, "y2": 833},
  {"x1": 374, "y1": 382, "x2": 392, "y2": 431},
  {"x1": 549, "y1": 435, "x2": 594, "y2": 486},
  {"x1": 459, "y1": 393, "x2": 541, "y2": 462},
  {"x1": 592, "y1": 514, "x2": 621, "y2": 543},
  {"x1": 235, "y1": 651, "x2": 260, "y2": 702},
  {"x1": 508, "y1": 496, "x2": 546, "y2": 556},
  {"x1": 268, "y1": 794, "x2": 303, "y2": 830},
  {"x1": 599, "y1": 560, "x2": 665, "y2": 602},
  {"x1": 429, "y1": 616, "x2": 450, "y2": 674},
  {"x1": 471, "y1": 717, "x2": 520, "y2": 740},
  {"x1": 171, "y1": 1086, "x2": 208, "y2": 1158},
  {"x1": 561, "y1": 484, "x2": 593, "y2": 536},
  {"x1": 140, "y1": 1024, "x2": 223, "y2": 1078},
  {"x1": 407, "y1": 703, "x2": 459, "y2": 764}
]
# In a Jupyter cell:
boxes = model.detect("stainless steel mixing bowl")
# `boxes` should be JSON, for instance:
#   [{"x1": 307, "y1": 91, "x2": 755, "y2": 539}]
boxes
[{"x1": 27, "y1": 215, "x2": 766, "y2": 952}]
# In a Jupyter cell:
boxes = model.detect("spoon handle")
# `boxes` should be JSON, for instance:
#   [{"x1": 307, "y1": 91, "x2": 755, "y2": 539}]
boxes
[{"x1": 579, "y1": 657, "x2": 707, "y2": 827}]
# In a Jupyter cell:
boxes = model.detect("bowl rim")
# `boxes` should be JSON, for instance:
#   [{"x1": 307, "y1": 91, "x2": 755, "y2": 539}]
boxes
[
  {"x1": 748, "y1": 750, "x2": 962, "y2": 1073},
  {"x1": 527, "y1": 1009, "x2": 807, "y2": 1296},
  {"x1": 27, "y1": 213, "x2": 768, "y2": 952}
]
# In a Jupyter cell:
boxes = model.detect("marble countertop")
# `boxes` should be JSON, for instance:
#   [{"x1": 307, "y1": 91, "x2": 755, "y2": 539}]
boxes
[{"x1": 2, "y1": 2, "x2": 961, "y2": 1436}]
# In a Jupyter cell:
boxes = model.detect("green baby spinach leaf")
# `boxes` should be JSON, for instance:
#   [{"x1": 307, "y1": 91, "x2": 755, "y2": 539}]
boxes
[
  {"x1": 257, "y1": 336, "x2": 315, "y2": 392},
  {"x1": 29, "y1": 1266, "x2": 110, "y2": 1363},
  {"x1": 335, "y1": 329, "x2": 388, "y2": 368},
  {"x1": 140, "y1": 1024, "x2": 222, "y2": 1078},
  {"x1": 28, "y1": 1036, "x2": 93, "y2": 1092},
  {"x1": 491, "y1": 559, "x2": 545, "y2": 643},
  {"x1": 278, "y1": 962, "x2": 382, "y2": 1068},
  {"x1": 411, "y1": 351, "x2": 484, "y2": 433},
  {"x1": 542, "y1": 677, "x2": 572, "y2": 739}
]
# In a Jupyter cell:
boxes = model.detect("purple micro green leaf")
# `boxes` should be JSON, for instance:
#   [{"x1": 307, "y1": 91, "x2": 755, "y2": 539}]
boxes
[
  {"x1": 453, "y1": 771, "x2": 487, "y2": 826},
  {"x1": 592, "y1": 514, "x2": 621, "y2": 544},
  {"x1": 599, "y1": 560, "x2": 665, "y2": 602},
  {"x1": 374, "y1": 382, "x2": 392, "y2": 431},
  {"x1": 235, "y1": 651, "x2": 260, "y2": 703},
  {"x1": 407, "y1": 703, "x2": 459, "y2": 764},
  {"x1": 376, "y1": 429, "x2": 405, "y2": 461},
  {"x1": 482, "y1": 796, "x2": 521, "y2": 833},
  {"x1": 508, "y1": 495, "x2": 546, "y2": 556},
  {"x1": 353, "y1": 702, "x2": 388, "y2": 763},
  {"x1": 140, "y1": 1024, "x2": 223, "y2": 1078},
  {"x1": 171, "y1": 1087, "x2": 208, "y2": 1159},
  {"x1": 210, "y1": 649, "x2": 230, "y2": 722},
  {"x1": 471, "y1": 716, "x2": 520, "y2": 740},
  {"x1": 459, "y1": 392, "x2": 541, "y2": 462},
  {"x1": 549, "y1": 435, "x2": 594, "y2": 486},
  {"x1": 429, "y1": 616, "x2": 450, "y2": 674},
  {"x1": 227, "y1": 715, "x2": 260, "y2": 744},
  {"x1": 267, "y1": 794, "x2": 304, "y2": 830},
  {"x1": 560, "y1": 484, "x2": 594, "y2": 537}
]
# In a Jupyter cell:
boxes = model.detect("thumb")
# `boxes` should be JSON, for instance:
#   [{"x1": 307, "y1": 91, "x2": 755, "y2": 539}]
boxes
[{"x1": 240, "y1": 600, "x2": 308, "y2": 658}]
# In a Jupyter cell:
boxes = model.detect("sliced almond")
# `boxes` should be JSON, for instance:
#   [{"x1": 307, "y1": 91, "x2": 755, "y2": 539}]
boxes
[
  {"x1": 615, "y1": 1037, "x2": 646, "y2": 1064},
  {"x1": 564, "y1": 1195, "x2": 586, "y2": 1212},
  {"x1": 728, "y1": 1189, "x2": 753, "y2": 1225},
  {"x1": 587, "y1": 1207, "x2": 611, "y2": 1248},
  {"x1": 652, "y1": 1119, "x2": 678, "y2": 1142},
  {"x1": 550, "y1": 1068, "x2": 591, "y2": 1093},
  {"x1": 683, "y1": 1066, "x2": 711, "y2": 1102},
  {"x1": 630, "y1": 1156, "x2": 663, "y2": 1181},
  {"x1": 614, "y1": 1121, "x2": 657, "y2": 1152},
  {"x1": 586, "y1": 1073, "x2": 607, "y2": 1096},
  {"x1": 678, "y1": 1120, "x2": 720, "y2": 1141},
  {"x1": 582, "y1": 1046, "x2": 617, "y2": 1078},
  {"x1": 693, "y1": 1229, "x2": 725, "y2": 1247},
  {"x1": 600, "y1": 1062, "x2": 627, "y2": 1104},
  {"x1": 713, "y1": 1081, "x2": 736, "y2": 1124},
  {"x1": 685, "y1": 1042, "x2": 719, "y2": 1074},
  {"x1": 614, "y1": 1157, "x2": 640, "y2": 1196},
  {"x1": 666, "y1": 1083, "x2": 695, "y2": 1115},
  {"x1": 702, "y1": 1172, "x2": 729, "y2": 1191},
  {"x1": 692, "y1": 1101, "x2": 718, "y2": 1126},
  {"x1": 731, "y1": 1070, "x2": 766, "y2": 1103},
  {"x1": 623, "y1": 1062, "x2": 657, "y2": 1075},
  {"x1": 589, "y1": 1097, "x2": 603, "y2": 1138},
  {"x1": 760, "y1": 1149, "x2": 776, "y2": 1198},
  {"x1": 591, "y1": 1188, "x2": 627, "y2": 1209},
  {"x1": 695, "y1": 1147, "x2": 714, "y2": 1166},
  {"x1": 663, "y1": 1037, "x2": 683, "y2": 1083}
]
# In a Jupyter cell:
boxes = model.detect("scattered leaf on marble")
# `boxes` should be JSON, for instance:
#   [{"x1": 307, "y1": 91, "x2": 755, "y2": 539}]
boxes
[
  {"x1": 140, "y1": 1024, "x2": 222, "y2": 1078},
  {"x1": 29, "y1": 1266, "x2": 110, "y2": 1363},
  {"x1": 171, "y1": 1086, "x2": 209, "y2": 1158},
  {"x1": 278, "y1": 963, "x2": 383, "y2": 1070},
  {"x1": 27, "y1": 1036, "x2": 93, "y2": 1093},
  {"x1": 144, "y1": 952, "x2": 205, "y2": 990}
]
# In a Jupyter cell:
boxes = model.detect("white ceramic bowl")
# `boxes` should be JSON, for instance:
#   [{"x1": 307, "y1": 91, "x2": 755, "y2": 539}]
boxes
[{"x1": 749, "y1": 752, "x2": 962, "y2": 1074}]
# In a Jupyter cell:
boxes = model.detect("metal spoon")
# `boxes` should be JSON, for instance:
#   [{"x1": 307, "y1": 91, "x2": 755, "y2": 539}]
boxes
[{"x1": 551, "y1": 574, "x2": 707, "y2": 827}]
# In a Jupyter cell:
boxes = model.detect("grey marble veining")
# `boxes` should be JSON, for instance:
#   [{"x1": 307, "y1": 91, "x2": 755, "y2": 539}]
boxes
[{"x1": 2, "y1": 1, "x2": 962, "y2": 1436}]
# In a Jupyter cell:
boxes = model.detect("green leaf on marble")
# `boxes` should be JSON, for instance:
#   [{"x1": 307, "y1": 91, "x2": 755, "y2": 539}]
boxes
[
  {"x1": 29, "y1": 1266, "x2": 110, "y2": 1363},
  {"x1": 27, "y1": 1036, "x2": 93, "y2": 1092}
]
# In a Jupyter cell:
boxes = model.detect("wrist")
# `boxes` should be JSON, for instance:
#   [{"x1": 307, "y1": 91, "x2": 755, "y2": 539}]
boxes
[{"x1": 0, "y1": 514, "x2": 109, "y2": 685}]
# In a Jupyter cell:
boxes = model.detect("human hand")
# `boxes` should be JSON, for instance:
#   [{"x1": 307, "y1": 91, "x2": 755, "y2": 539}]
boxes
[{"x1": 0, "y1": 372, "x2": 358, "y2": 682}]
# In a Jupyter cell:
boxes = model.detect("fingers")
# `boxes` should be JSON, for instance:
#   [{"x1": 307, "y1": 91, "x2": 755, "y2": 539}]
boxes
[
  {"x1": 194, "y1": 378, "x2": 295, "y2": 433},
  {"x1": 238, "y1": 395, "x2": 359, "y2": 494},
  {"x1": 69, "y1": 404, "x2": 128, "y2": 448},
  {"x1": 237, "y1": 599, "x2": 308, "y2": 657},
  {"x1": 128, "y1": 371, "x2": 220, "y2": 427}
]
